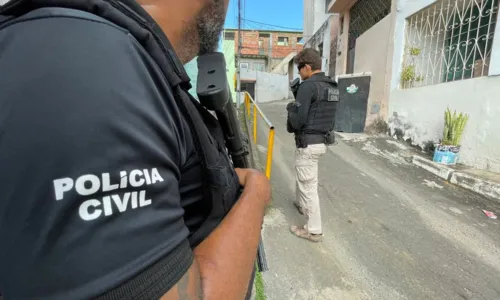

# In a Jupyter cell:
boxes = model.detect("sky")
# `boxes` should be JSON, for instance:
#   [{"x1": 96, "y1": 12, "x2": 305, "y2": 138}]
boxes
[{"x1": 224, "y1": 0, "x2": 304, "y2": 32}]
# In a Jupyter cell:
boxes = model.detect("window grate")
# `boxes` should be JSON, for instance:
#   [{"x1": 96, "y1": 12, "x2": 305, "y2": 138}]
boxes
[
  {"x1": 402, "y1": 0, "x2": 498, "y2": 89},
  {"x1": 348, "y1": 0, "x2": 391, "y2": 50}
]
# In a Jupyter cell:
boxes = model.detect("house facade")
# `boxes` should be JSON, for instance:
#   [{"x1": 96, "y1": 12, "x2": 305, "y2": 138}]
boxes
[
  {"x1": 303, "y1": 0, "x2": 340, "y2": 77},
  {"x1": 324, "y1": 0, "x2": 500, "y2": 172},
  {"x1": 222, "y1": 29, "x2": 303, "y2": 74}
]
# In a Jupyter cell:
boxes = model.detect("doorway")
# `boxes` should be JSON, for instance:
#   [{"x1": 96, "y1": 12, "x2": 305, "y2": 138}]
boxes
[{"x1": 240, "y1": 81, "x2": 256, "y2": 100}]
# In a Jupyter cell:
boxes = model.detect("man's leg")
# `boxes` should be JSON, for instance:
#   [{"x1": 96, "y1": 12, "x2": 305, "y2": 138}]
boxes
[
  {"x1": 304, "y1": 144, "x2": 326, "y2": 234},
  {"x1": 291, "y1": 144, "x2": 326, "y2": 242},
  {"x1": 294, "y1": 148, "x2": 305, "y2": 215}
]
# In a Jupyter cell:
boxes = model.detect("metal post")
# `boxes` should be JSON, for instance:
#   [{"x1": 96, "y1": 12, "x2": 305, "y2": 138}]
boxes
[
  {"x1": 253, "y1": 104, "x2": 257, "y2": 144},
  {"x1": 236, "y1": 0, "x2": 242, "y2": 108},
  {"x1": 265, "y1": 128, "x2": 275, "y2": 180}
]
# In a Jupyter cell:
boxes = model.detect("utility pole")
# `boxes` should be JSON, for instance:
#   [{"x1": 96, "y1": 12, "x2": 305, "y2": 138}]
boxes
[{"x1": 236, "y1": 0, "x2": 242, "y2": 109}]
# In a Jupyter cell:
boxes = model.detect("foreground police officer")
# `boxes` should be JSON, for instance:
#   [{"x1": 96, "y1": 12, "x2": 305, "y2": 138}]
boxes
[
  {"x1": 286, "y1": 48, "x2": 338, "y2": 243},
  {"x1": 0, "y1": 0, "x2": 271, "y2": 299}
]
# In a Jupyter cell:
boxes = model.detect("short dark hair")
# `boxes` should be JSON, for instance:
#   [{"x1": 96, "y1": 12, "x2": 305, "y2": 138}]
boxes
[{"x1": 294, "y1": 48, "x2": 322, "y2": 71}]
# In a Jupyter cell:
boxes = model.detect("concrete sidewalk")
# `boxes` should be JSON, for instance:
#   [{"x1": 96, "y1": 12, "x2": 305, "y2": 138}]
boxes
[{"x1": 250, "y1": 100, "x2": 500, "y2": 300}]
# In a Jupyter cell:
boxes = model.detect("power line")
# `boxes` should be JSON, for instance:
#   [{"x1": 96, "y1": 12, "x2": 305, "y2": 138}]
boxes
[{"x1": 242, "y1": 18, "x2": 303, "y2": 31}]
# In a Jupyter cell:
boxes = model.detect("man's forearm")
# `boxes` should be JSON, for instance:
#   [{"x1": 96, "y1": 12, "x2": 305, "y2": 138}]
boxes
[{"x1": 193, "y1": 186, "x2": 266, "y2": 299}]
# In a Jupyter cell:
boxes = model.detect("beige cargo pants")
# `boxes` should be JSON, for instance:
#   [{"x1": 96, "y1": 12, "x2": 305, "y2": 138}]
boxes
[{"x1": 295, "y1": 143, "x2": 327, "y2": 235}]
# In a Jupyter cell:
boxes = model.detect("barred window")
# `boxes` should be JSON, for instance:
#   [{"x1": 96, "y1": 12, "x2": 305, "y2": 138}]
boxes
[{"x1": 402, "y1": 0, "x2": 499, "y2": 89}]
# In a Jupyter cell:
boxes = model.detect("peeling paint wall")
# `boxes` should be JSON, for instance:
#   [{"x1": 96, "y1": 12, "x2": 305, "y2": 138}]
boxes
[
  {"x1": 388, "y1": 0, "x2": 500, "y2": 173},
  {"x1": 389, "y1": 76, "x2": 500, "y2": 173}
]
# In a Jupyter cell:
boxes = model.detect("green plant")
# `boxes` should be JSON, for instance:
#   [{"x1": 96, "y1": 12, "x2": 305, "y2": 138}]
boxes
[
  {"x1": 409, "y1": 47, "x2": 421, "y2": 56},
  {"x1": 442, "y1": 108, "x2": 469, "y2": 146},
  {"x1": 401, "y1": 46, "x2": 424, "y2": 87}
]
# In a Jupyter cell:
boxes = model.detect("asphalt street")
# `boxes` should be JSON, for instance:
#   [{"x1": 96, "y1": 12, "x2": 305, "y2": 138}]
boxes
[{"x1": 251, "y1": 100, "x2": 500, "y2": 300}]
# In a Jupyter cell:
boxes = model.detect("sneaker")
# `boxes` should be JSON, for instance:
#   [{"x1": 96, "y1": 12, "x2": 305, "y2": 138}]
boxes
[
  {"x1": 290, "y1": 225, "x2": 323, "y2": 243},
  {"x1": 293, "y1": 201, "x2": 304, "y2": 215}
]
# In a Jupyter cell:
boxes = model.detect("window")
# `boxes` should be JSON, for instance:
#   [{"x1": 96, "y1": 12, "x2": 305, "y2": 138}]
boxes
[
  {"x1": 296, "y1": 37, "x2": 303, "y2": 44},
  {"x1": 255, "y1": 63, "x2": 265, "y2": 72},
  {"x1": 277, "y1": 37, "x2": 289, "y2": 46},
  {"x1": 240, "y1": 62, "x2": 249, "y2": 69},
  {"x1": 224, "y1": 32, "x2": 235, "y2": 40},
  {"x1": 402, "y1": 0, "x2": 498, "y2": 89},
  {"x1": 259, "y1": 32, "x2": 271, "y2": 38}
]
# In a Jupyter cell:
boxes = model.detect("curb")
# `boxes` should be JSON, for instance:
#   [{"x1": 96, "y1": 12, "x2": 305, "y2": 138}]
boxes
[
  {"x1": 412, "y1": 155, "x2": 454, "y2": 181},
  {"x1": 412, "y1": 155, "x2": 500, "y2": 203}
]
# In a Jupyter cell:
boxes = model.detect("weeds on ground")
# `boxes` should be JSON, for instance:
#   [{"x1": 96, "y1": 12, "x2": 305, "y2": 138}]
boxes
[{"x1": 255, "y1": 269, "x2": 267, "y2": 300}]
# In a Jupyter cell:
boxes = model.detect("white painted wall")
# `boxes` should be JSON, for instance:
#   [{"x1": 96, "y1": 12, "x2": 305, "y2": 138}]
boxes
[
  {"x1": 304, "y1": 0, "x2": 315, "y2": 42},
  {"x1": 389, "y1": 76, "x2": 500, "y2": 172},
  {"x1": 241, "y1": 69, "x2": 291, "y2": 103},
  {"x1": 314, "y1": 0, "x2": 330, "y2": 33},
  {"x1": 303, "y1": 0, "x2": 331, "y2": 44},
  {"x1": 388, "y1": 0, "x2": 500, "y2": 172}
]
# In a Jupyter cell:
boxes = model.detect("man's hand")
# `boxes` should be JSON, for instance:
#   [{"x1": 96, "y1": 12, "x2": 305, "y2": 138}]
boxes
[
  {"x1": 189, "y1": 167, "x2": 271, "y2": 299},
  {"x1": 235, "y1": 168, "x2": 271, "y2": 206}
]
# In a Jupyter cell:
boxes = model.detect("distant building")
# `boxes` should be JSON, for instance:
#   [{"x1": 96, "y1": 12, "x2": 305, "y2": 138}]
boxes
[
  {"x1": 222, "y1": 29, "x2": 303, "y2": 101},
  {"x1": 222, "y1": 29, "x2": 304, "y2": 73}
]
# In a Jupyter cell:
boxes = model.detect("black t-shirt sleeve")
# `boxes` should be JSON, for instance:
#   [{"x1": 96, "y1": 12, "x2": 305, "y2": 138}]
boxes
[{"x1": 0, "y1": 12, "x2": 193, "y2": 299}]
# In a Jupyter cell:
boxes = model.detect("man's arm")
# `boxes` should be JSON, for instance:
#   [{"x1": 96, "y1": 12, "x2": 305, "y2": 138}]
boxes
[
  {"x1": 289, "y1": 83, "x2": 315, "y2": 131},
  {"x1": 161, "y1": 168, "x2": 271, "y2": 300}
]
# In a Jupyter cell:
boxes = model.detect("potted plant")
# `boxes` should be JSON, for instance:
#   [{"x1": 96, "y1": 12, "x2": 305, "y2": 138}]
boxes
[{"x1": 433, "y1": 108, "x2": 469, "y2": 165}]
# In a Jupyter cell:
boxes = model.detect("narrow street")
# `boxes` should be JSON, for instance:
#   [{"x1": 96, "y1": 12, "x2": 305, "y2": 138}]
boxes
[{"x1": 252, "y1": 100, "x2": 500, "y2": 300}]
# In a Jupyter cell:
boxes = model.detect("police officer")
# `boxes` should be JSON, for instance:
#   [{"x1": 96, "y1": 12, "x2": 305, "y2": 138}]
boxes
[
  {"x1": 286, "y1": 48, "x2": 339, "y2": 243},
  {"x1": 0, "y1": 0, "x2": 271, "y2": 299}
]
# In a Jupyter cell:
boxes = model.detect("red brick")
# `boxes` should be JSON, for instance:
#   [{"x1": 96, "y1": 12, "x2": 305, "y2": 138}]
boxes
[{"x1": 226, "y1": 29, "x2": 303, "y2": 59}]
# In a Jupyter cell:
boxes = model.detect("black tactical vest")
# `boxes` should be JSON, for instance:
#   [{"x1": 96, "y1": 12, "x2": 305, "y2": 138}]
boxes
[
  {"x1": 0, "y1": 0, "x2": 240, "y2": 253},
  {"x1": 302, "y1": 75, "x2": 339, "y2": 135}
]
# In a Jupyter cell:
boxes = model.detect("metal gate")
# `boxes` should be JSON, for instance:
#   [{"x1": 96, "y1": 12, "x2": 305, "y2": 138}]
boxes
[{"x1": 334, "y1": 75, "x2": 371, "y2": 133}]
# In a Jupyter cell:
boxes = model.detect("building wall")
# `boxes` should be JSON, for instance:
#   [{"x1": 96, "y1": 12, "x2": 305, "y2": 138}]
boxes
[
  {"x1": 313, "y1": 0, "x2": 330, "y2": 33},
  {"x1": 388, "y1": 0, "x2": 500, "y2": 172},
  {"x1": 229, "y1": 30, "x2": 303, "y2": 60},
  {"x1": 304, "y1": 0, "x2": 315, "y2": 41},
  {"x1": 304, "y1": 14, "x2": 340, "y2": 77},
  {"x1": 335, "y1": 11, "x2": 350, "y2": 76},
  {"x1": 240, "y1": 69, "x2": 291, "y2": 103},
  {"x1": 304, "y1": 0, "x2": 332, "y2": 44},
  {"x1": 353, "y1": 14, "x2": 392, "y2": 123},
  {"x1": 389, "y1": 76, "x2": 500, "y2": 172},
  {"x1": 222, "y1": 39, "x2": 237, "y2": 102},
  {"x1": 239, "y1": 58, "x2": 267, "y2": 72},
  {"x1": 390, "y1": 0, "x2": 500, "y2": 90}
]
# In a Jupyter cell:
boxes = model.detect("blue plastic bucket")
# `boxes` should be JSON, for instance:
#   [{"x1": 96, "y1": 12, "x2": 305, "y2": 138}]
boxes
[{"x1": 432, "y1": 145, "x2": 460, "y2": 165}]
